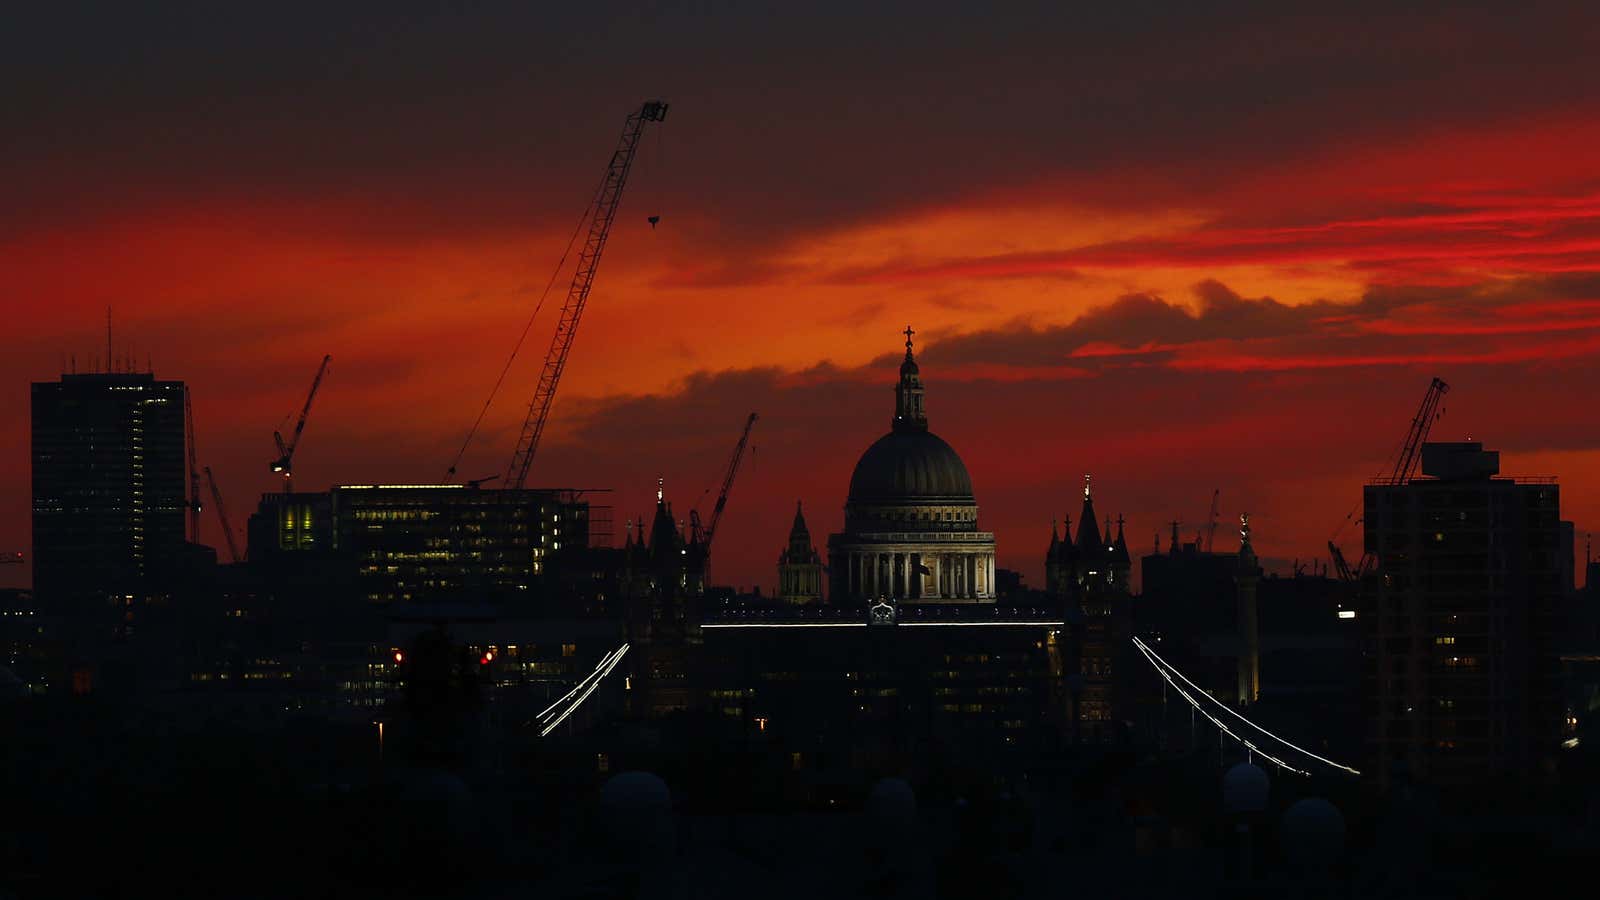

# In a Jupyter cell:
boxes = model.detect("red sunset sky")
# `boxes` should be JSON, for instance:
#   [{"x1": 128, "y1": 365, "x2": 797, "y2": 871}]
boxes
[{"x1": 3, "y1": 3, "x2": 1599, "y2": 592}]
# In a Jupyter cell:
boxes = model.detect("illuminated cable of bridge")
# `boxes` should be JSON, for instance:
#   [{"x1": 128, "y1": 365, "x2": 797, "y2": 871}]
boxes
[
  {"x1": 1132, "y1": 636, "x2": 1361, "y2": 777},
  {"x1": 537, "y1": 644, "x2": 626, "y2": 722},
  {"x1": 538, "y1": 643, "x2": 630, "y2": 738}
]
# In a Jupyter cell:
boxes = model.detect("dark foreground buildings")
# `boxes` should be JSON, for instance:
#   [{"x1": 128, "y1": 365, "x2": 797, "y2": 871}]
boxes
[
  {"x1": 1363, "y1": 441, "x2": 1567, "y2": 787},
  {"x1": 248, "y1": 484, "x2": 605, "y2": 607},
  {"x1": 11, "y1": 345, "x2": 1600, "y2": 899},
  {"x1": 623, "y1": 332, "x2": 1130, "y2": 765},
  {"x1": 31, "y1": 370, "x2": 189, "y2": 609}
]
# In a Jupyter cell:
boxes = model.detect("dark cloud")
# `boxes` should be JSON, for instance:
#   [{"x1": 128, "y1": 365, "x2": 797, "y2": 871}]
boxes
[
  {"x1": 511, "y1": 276, "x2": 1600, "y2": 589},
  {"x1": 5, "y1": 3, "x2": 1598, "y2": 247},
  {"x1": 906, "y1": 274, "x2": 1600, "y2": 369}
]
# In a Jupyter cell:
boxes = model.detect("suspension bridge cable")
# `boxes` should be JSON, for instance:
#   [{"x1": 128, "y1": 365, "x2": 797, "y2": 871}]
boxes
[
  {"x1": 1134, "y1": 636, "x2": 1361, "y2": 775},
  {"x1": 1132, "y1": 639, "x2": 1309, "y2": 776}
]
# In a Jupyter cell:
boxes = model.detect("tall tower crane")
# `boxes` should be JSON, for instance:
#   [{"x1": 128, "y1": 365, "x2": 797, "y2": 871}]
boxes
[
  {"x1": 185, "y1": 389, "x2": 201, "y2": 542},
  {"x1": 205, "y1": 466, "x2": 243, "y2": 564},
  {"x1": 1329, "y1": 376, "x2": 1450, "y2": 583},
  {"x1": 690, "y1": 412, "x2": 759, "y2": 555},
  {"x1": 270, "y1": 353, "x2": 331, "y2": 493},
  {"x1": 505, "y1": 100, "x2": 669, "y2": 489},
  {"x1": 1384, "y1": 377, "x2": 1450, "y2": 486}
]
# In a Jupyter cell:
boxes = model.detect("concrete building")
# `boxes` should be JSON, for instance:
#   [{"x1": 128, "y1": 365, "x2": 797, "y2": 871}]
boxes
[
  {"x1": 827, "y1": 329, "x2": 996, "y2": 604},
  {"x1": 31, "y1": 371, "x2": 188, "y2": 607},
  {"x1": 247, "y1": 484, "x2": 602, "y2": 606},
  {"x1": 1363, "y1": 441, "x2": 1564, "y2": 786}
]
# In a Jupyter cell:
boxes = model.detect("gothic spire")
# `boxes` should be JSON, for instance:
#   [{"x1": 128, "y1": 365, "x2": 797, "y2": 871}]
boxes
[
  {"x1": 1113, "y1": 514, "x2": 1131, "y2": 565},
  {"x1": 1075, "y1": 475, "x2": 1102, "y2": 551}
]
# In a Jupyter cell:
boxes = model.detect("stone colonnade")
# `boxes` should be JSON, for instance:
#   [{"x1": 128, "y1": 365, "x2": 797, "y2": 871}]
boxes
[{"x1": 841, "y1": 548, "x2": 995, "y2": 600}]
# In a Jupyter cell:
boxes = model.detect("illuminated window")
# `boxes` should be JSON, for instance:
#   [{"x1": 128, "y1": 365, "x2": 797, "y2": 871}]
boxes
[{"x1": 562, "y1": 643, "x2": 576, "y2": 657}]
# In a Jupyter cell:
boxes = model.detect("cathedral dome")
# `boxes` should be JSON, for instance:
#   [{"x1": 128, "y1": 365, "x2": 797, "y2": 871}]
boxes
[{"x1": 848, "y1": 428, "x2": 975, "y2": 504}]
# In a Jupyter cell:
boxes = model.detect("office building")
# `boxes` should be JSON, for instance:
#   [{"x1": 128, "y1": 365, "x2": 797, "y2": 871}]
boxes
[
  {"x1": 247, "y1": 485, "x2": 604, "y2": 606},
  {"x1": 31, "y1": 371, "x2": 188, "y2": 607}
]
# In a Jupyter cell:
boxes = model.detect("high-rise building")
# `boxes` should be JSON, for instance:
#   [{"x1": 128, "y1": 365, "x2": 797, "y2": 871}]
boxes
[
  {"x1": 1363, "y1": 441, "x2": 1564, "y2": 787},
  {"x1": 31, "y1": 372, "x2": 188, "y2": 607}
]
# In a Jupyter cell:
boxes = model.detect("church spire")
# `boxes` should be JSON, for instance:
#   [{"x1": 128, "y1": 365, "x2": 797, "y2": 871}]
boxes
[
  {"x1": 790, "y1": 500, "x2": 810, "y2": 542},
  {"x1": 1075, "y1": 474, "x2": 1102, "y2": 551},
  {"x1": 893, "y1": 325, "x2": 928, "y2": 432}
]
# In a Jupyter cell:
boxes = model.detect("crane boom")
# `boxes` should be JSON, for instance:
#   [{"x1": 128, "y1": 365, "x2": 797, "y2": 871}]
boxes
[
  {"x1": 1329, "y1": 377, "x2": 1451, "y2": 584},
  {"x1": 271, "y1": 354, "x2": 331, "y2": 479},
  {"x1": 506, "y1": 100, "x2": 669, "y2": 489},
  {"x1": 704, "y1": 413, "x2": 758, "y2": 549},
  {"x1": 205, "y1": 466, "x2": 243, "y2": 564},
  {"x1": 185, "y1": 388, "x2": 201, "y2": 543},
  {"x1": 1385, "y1": 377, "x2": 1449, "y2": 485}
]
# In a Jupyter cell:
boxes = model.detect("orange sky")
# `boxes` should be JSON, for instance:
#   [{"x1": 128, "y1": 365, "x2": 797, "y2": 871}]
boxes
[{"x1": 4, "y1": 4, "x2": 1600, "y2": 592}]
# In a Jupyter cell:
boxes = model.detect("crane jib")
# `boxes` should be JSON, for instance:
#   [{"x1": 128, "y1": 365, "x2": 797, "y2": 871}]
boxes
[{"x1": 506, "y1": 100, "x2": 669, "y2": 489}]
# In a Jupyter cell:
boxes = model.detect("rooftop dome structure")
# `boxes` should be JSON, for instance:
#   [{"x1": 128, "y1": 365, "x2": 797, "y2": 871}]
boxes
[
  {"x1": 844, "y1": 325, "x2": 978, "y2": 515},
  {"x1": 1280, "y1": 797, "x2": 1345, "y2": 869},
  {"x1": 1222, "y1": 762, "x2": 1270, "y2": 815},
  {"x1": 826, "y1": 327, "x2": 998, "y2": 604},
  {"x1": 848, "y1": 430, "x2": 975, "y2": 504}
]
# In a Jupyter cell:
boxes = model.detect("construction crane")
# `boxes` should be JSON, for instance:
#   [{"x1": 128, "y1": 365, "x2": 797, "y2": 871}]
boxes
[
  {"x1": 1329, "y1": 377, "x2": 1450, "y2": 584},
  {"x1": 270, "y1": 353, "x2": 331, "y2": 493},
  {"x1": 689, "y1": 413, "x2": 759, "y2": 554},
  {"x1": 185, "y1": 389, "x2": 201, "y2": 543},
  {"x1": 1204, "y1": 488, "x2": 1220, "y2": 553},
  {"x1": 1384, "y1": 377, "x2": 1450, "y2": 486},
  {"x1": 205, "y1": 466, "x2": 243, "y2": 564},
  {"x1": 505, "y1": 100, "x2": 670, "y2": 489}
]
